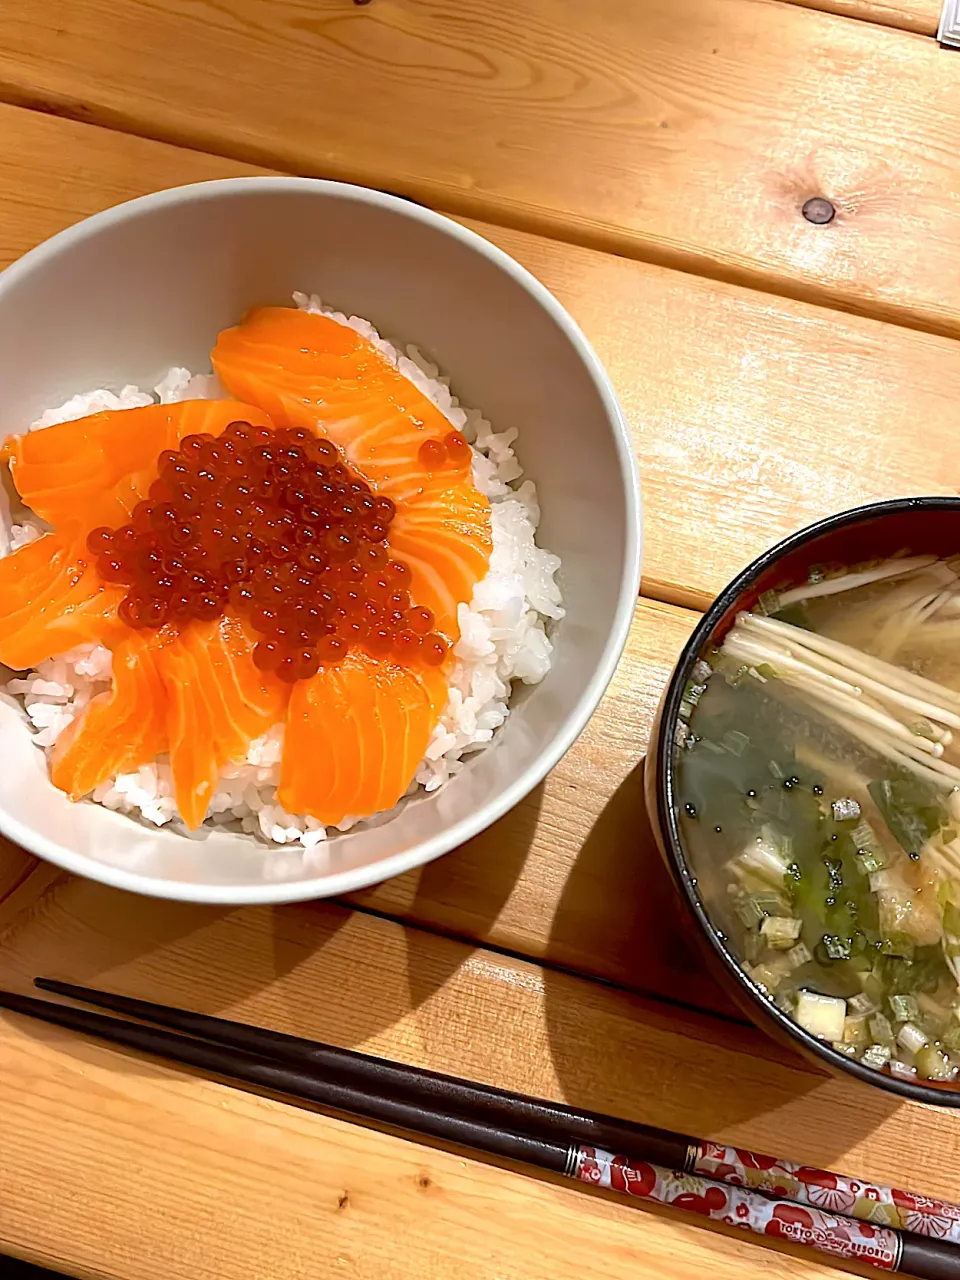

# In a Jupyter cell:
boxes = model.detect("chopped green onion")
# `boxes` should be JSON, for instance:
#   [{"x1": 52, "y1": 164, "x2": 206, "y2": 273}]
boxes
[
  {"x1": 756, "y1": 590, "x2": 780, "y2": 616},
  {"x1": 761, "y1": 916, "x2": 803, "y2": 949},
  {"x1": 862, "y1": 1044, "x2": 892, "y2": 1070},
  {"x1": 889, "y1": 1059, "x2": 918, "y2": 1081},
  {"x1": 869, "y1": 1012, "x2": 895, "y2": 1046},
  {"x1": 754, "y1": 891, "x2": 793, "y2": 916},
  {"x1": 731, "y1": 830, "x2": 792, "y2": 889},
  {"x1": 869, "y1": 869, "x2": 897, "y2": 894},
  {"x1": 852, "y1": 819, "x2": 882, "y2": 855},
  {"x1": 733, "y1": 896, "x2": 766, "y2": 929},
  {"x1": 783, "y1": 941, "x2": 813, "y2": 971},
  {"x1": 848, "y1": 992, "x2": 879, "y2": 1017},
  {"x1": 774, "y1": 989, "x2": 797, "y2": 1016},
  {"x1": 832, "y1": 1041, "x2": 858, "y2": 1057},
  {"x1": 942, "y1": 1025, "x2": 960, "y2": 1054},
  {"x1": 727, "y1": 662, "x2": 751, "y2": 687},
  {"x1": 831, "y1": 797, "x2": 861, "y2": 823},
  {"x1": 820, "y1": 934, "x2": 852, "y2": 961},
  {"x1": 889, "y1": 993, "x2": 919, "y2": 1023},
  {"x1": 916, "y1": 992, "x2": 951, "y2": 1028},
  {"x1": 915, "y1": 1044, "x2": 956, "y2": 1081},
  {"x1": 843, "y1": 1015, "x2": 869, "y2": 1047},
  {"x1": 855, "y1": 851, "x2": 887, "y2": 876},
  {"x1": 747, "y1": 962, "x2": 785, "y2": 994},
  {"x1": 896, "y1": 1022, "x2": 928, "y2": 1056},
  {"x1": 691, "y1": 659, "x2": 713, "y2": 685},
  {"x1": 679, "y1": 681, "x2": 707, "y2": 720}
]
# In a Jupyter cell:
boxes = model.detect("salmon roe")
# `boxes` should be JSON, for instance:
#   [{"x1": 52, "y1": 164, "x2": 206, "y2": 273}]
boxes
[
  {"x1": 87, "y1": 421, "x2": 450, "y2": 682},
  {"x1": 417, "y1": 430, "x2": 471, "y2": 470}
]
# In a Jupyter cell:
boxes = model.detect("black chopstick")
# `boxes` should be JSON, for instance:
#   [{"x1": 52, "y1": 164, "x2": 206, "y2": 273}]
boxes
[
  {"x1": 2, "y1": 987, "x2": 568, "y2": 1168},
  {"x1": 32, "y1": 977, "x2": 691, "y2": 1168},
  {"x1": 2, "y1": 982, "x2": 957, "y2": 1279}
]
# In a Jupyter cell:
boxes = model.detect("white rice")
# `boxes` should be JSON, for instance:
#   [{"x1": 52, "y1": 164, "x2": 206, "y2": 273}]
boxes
[{"x1": 0, "y1": 296, "x2": 563, "y2": 852}]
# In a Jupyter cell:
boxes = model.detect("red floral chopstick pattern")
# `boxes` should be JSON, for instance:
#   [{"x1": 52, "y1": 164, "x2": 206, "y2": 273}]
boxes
[
  {"x1": 693, "y1": 1141, "x2": 960, "y2": 1244},
  {"x1": 574, "y1": 1146, "x2": 901, "y2": 1271}
]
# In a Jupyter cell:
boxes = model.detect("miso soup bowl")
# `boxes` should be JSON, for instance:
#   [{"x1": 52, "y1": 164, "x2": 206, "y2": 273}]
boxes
[
  {"x1": 0, "y1": 177, "x2": 641, "y2": 904},
  {"x1": 646, "y1": 496, "x2": 960, "y2": 1106}
]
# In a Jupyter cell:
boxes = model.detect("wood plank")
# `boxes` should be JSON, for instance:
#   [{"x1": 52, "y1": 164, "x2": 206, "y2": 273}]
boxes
[
  {"x1": 0, "y1": 103, "x2": 264, "y2": 270},
  {"x1": 8, "y1": 107, "x2": 960, "y2": 1014},
  {"x1": 0, "y1": 874, "x2": 958, "y2": 1280},
  {"x1": 347, "y1": 597, "x2": 732, "y2": 1014},
  {"x1": 784, "y1": 0, "x2": 939, "y2": 34},
  {"x1": 470, "y1": 220, "x2": 960, "y2": 611},
  {"x1": 2, "y1": 2, "x2": 960, "y2": 336},
  {"x1": 6, "y1": 105, "x2": 960, "y2": 615}
]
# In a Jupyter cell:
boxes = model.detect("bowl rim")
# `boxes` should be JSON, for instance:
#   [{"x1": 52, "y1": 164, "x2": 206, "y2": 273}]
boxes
[
  {"x1": 0, "y1": 175, "x2": 642, "y2": 903},
  {"x1": 654, "y1": 495, "x2": 960, "y2": 1106}
]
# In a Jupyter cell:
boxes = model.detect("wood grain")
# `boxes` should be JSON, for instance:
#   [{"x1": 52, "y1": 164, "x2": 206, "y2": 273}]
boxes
[
  {"x1": 346, "y1": 597, "x2": 732, "y2": 1014},
  {"x1": 0, "y1": 870, "x2": 958, "y2": 1280},
  {"x1": 0, "y1": 1023, "x2": 852, "y2": 1280},
  {"x1": 2, "y1": 1, "x2": 960, "y2": 336},
  {"x1": 6, "y1": 106, "x2": 960, "y2": 1012},
  {"x1": 467, "y1": 219, "x2": 960, "y2": 610},
  {"x1": 784, "y1": 0, "x2": 939, "y2": 34},
  {"x1": 6, "y1": 106, "x2": 960, "y2": 614}
]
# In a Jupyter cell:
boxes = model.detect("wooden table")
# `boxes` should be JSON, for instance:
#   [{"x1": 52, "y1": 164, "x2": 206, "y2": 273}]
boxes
[{"x1": 2, "y1": 2, "x2": 960, "y2": 1276}]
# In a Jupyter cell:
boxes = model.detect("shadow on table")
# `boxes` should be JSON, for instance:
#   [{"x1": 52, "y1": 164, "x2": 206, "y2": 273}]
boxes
[
  {"x1": 539, "y1": 758, "x2": 903, "y2": 1159},
  {"x1": 540, "y1": 758, "x2": 734, "y2": 1015},
  {"x1": 0, "y1": 779, "x2": 540, "y2": 1056}
]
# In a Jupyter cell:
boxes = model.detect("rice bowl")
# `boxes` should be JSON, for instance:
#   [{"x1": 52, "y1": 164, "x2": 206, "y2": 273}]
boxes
[
  {"x1": 0, "y1": 177, "x2": 639, "y2": 902},
  {"x1": 1, "y1": 293, "x2": 564, "y2": 863}
]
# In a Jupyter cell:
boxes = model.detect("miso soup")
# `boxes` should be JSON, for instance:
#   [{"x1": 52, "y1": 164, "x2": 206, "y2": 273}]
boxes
[{"x1": 678, "y1": 554, "x2": 960, "y2": 1084}]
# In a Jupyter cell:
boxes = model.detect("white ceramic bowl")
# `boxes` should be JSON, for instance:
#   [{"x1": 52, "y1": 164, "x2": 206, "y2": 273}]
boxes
[{"x1": 0, "y1": 178, "x2": 641, "y2": 903}]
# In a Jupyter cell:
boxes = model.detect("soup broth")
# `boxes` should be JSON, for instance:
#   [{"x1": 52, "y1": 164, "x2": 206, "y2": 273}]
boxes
[{"x1": 678, "y1": 554, "x2": 960, "y2": 1084}]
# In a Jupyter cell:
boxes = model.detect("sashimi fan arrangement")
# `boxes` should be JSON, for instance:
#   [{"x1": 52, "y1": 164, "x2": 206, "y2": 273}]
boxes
[{"x1": 0, "y1": 296, "x2": 563, "y2": 854}]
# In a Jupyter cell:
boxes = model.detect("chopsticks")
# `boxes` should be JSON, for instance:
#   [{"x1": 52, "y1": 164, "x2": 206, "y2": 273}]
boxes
[{"x1": 2, "y1": 981, "x2": 958, "y2": 1279}]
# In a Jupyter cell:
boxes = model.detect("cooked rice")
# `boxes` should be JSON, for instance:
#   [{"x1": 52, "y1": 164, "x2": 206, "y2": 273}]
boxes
[{"x1": 0, "y1": 296, "x2": 563, "y2": 852}]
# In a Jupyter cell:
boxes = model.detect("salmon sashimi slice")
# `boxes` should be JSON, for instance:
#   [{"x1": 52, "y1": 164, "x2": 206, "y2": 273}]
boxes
[
  {"x1": 211, "y1": 308, "x2": 492, "y2": 636},
  {"x1": 278, "y1": 648, "x2": 449, "y2": 825},
  {"x1": 50, "y1": 632, "x2": 168, "y2": 800},
  {"x1": 0, "y1": 532, "x2": 125, "y2": 670},
  {"x1": 2, "y1": 399, "x2": 274, "y2": 535},
  {"x1": 156, "y1": 613, "x2": 289, "y2": 829}
]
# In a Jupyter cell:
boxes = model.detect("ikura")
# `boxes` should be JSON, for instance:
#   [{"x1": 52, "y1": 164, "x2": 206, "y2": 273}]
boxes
[
  {"x1": 87, "y1": 420, "x2": 450, "y2": 681},
  {"x1": 418, "y1": 430, "x2": 471, "y2": 470}
]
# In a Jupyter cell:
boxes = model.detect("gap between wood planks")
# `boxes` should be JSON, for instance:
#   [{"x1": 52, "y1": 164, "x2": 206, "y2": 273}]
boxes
[
  {"x1": 1, "y1": 32, "x2": 959, "y2": 355},
  {"x1": 778, "y1": 0, "x2": 938, "y2": 37},
  {"x1": 333, "y1": 894, "x2": 753, "y2": 1032}
]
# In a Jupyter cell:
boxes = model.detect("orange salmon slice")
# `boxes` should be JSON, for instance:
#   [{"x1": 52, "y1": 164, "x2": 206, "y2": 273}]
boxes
[
  {"x1": 50, "y1": 630, "x2": 169, "y2": 800},
  {"x1": 0, "y1": 532, "x2": 125, "y2": 670},
  {"x1": 3, "y1": 398, "x2": 274, "y2": 536},
  {"x1": 212, "y1": 308, "x2": 492, "y2": 637},
  {"x1": 279, "y1": 648, "x2": 449, "y2": 825},
  {"x1": 157, "y1": 613, "x2": 289, "y2": 829}
]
